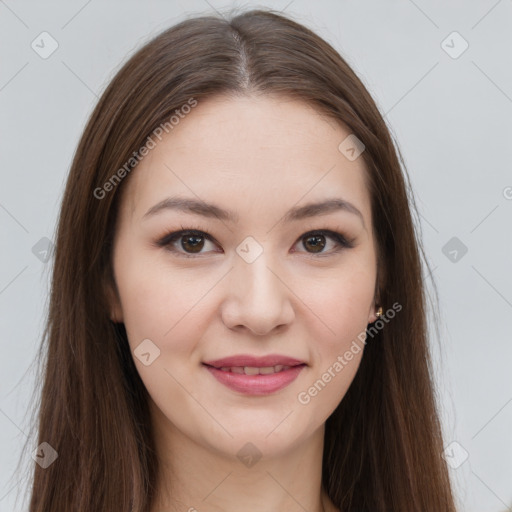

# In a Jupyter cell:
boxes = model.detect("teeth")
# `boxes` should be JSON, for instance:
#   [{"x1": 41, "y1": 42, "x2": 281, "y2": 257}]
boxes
[{"x1": 217, "y1": 365, "x2": 292, "y2": 374}]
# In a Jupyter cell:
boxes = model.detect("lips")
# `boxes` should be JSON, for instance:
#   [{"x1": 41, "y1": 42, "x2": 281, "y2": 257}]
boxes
[
  {"x1": 202, "y1": 354, "x2": 307, "y2": 395},
  {"x1": 203, "y1": 354, "x2": 306, "y2": 369},
  {"x1": 215, "y1": 364, "x2": 293, "y2": 375}
]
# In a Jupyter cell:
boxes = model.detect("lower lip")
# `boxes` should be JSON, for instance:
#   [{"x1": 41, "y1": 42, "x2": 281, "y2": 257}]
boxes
[{"x1": 203, "y1": 364, "x2": 306, "y2": 395}]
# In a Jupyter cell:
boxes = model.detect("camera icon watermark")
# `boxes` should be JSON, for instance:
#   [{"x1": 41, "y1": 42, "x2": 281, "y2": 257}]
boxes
[
  {"x1": 236, "y1": 442, "x2": 262, "y2": 468},
  {"x1": 32, "y1": 442, "x2": 58, "y2": 469},
  {"x1": 133, "y1": 338, "x2": 161, "y2": 366},
  {"x1": 31, "y1": 31, "x2": 59, "y2": 59},
  {"x1": 442, "y1": 236, "x2": 468, "y2": 263},
  {"x1": 441, "y1": 31, "x2": 469, "y2": 59},
  {"x1": 31, "y1": 237, "x2": 53, "y2": 263},
  {"x1": 442, "y1": 441, "x2": 469, "y2": 469},
  {"x1": 338, "y1": 134, "x2": 365, "y2": 161},
  {"x1": 236, "y1": 236, "x2": 263, "y2": 264}
]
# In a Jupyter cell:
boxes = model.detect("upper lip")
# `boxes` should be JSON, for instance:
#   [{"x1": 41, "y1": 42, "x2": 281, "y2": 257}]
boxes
[{"x1": 203, "y1": 354, "x2": 306, "y2": 368}]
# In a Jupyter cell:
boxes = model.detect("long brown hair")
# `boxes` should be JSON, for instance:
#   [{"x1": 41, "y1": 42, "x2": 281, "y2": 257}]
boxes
[{"x1": 21, "y1": 7, "x2": 456, "y2": 511}]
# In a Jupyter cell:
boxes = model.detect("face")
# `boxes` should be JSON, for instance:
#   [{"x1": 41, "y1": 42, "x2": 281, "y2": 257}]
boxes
[{"x1": 109, "y1": 94, "x2": 379, "y2": 459}]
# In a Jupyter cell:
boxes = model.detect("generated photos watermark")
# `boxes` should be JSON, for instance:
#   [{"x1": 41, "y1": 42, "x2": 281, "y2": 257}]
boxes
[{"x1": 297, "y1": 301, "x2": 402, "y2": 405}]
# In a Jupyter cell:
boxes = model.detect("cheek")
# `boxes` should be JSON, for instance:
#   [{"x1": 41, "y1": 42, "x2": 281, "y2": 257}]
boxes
[
  {"x1": 303, "y1": 260, "x2": 376, "y2": 342},
  {"x1": 113, "y1": 245, "x2": 199, "y2": 352},
  {"x1": 299, "y1": 259, "x2": 375, "y2": 398},
  {"x1": 113, "y1": 249, "x2": 213, "y2": 417},
  {"x1": 296, "y1": 273, "x2": 371, "y2": 416}
]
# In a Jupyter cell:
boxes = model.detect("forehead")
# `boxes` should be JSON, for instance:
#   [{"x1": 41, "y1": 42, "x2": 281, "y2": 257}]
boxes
[{"x1": 120, "y1": 94, "x2": 371, "y2": 227}]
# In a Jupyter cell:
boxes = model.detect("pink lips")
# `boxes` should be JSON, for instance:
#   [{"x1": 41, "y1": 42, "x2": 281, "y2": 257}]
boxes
[{"x1": 202, "y1": 354, "x2": 306, "y2": 395}]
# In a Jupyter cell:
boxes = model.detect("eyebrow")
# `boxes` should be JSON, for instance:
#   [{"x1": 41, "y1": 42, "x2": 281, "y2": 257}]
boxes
[{"x1": 143, "y1": 196, "x2": 366, "y2": 228}]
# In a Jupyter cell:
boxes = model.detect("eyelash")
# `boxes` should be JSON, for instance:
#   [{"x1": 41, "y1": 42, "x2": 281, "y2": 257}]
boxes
[{"x1": 155, "y1": 224, "x2": 355, "y2": 259}]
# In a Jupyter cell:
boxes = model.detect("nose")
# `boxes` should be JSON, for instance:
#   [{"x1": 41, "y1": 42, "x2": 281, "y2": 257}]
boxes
[{"x1": 221, "y1": 254, "x2": 295, "y2": 336}]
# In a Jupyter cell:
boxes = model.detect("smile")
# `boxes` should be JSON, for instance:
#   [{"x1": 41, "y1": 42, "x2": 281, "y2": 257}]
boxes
[
  {"x1": 202, "y1": 363, "x2": 306, "y2": 395},
  {"x1": 216, "y1": 365, "x2": 293, "y2": 375}
]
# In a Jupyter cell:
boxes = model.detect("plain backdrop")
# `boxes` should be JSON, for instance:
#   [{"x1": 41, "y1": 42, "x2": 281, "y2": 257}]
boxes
[{"x1": 1, "y1": 1, "x2": 511, "y2": 511}]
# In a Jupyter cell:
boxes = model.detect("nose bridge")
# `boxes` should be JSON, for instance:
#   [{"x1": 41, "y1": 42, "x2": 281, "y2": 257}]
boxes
[
  {"x1": 238, "y1": 252, "x2": 279, "y2": 299},
  {"x1": 222, "y1": 248, "x2": 294, "y2": 334}
]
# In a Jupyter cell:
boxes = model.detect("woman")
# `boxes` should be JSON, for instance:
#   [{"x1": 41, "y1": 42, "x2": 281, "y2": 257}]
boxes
[{"x1": 25, "y1": 8, "x2": 457, "y2": 511}]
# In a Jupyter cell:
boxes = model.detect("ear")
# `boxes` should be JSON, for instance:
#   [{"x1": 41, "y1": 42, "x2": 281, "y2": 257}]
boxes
[
  {"x1": 368, "y1": 301, "x2": 379, "y2": 324},
  {"x1": 368, "y1": 259, "x2": 384, "y2": 324},
  {"x1": 103, "y1": 273, "x2": 124, "y2": 323}
]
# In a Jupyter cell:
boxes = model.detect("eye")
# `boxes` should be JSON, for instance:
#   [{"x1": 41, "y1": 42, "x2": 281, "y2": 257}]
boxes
[
  {"x1": 155, "y1": 227, "x2": 355, "y2": 258},
  {"x1": 156, "y1": 228, "x2": 220, "y2": 257},
  {"x1": 292, "y1": 230, "x2": 355, "y2": 255}
]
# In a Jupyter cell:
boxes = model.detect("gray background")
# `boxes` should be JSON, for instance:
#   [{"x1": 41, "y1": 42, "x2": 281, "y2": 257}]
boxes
[{"x1": 1, "y1": 1, "x2": 511, "y2": 511}]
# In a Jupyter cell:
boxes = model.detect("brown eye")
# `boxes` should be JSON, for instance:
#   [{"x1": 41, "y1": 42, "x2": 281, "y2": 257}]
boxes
[
  {"x1": 293, "y1": 230, "x2": 354, "y2": 255},
  {"x1": 302, "y1": 234, "x2": 326, "y2": 253},
  {"x1": 157, "y1": 229, "x2": 219, "y2": 257},
  {"x1": 180, "y1": 234, "x2": 205, "y2": 253}
]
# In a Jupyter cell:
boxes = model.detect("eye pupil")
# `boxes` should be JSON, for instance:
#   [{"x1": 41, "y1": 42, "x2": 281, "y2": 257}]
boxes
[
  {"x1": 182, "y1": 235, "x2": 204, "y2": 253},
  {"x1": 304, "y1": 234, "x2": 326, "y2": 253}
]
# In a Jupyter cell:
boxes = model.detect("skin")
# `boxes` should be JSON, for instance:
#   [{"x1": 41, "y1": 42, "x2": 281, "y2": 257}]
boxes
[{"x1": 108, "y1": 94, "x2": 380, "y2": 512}]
